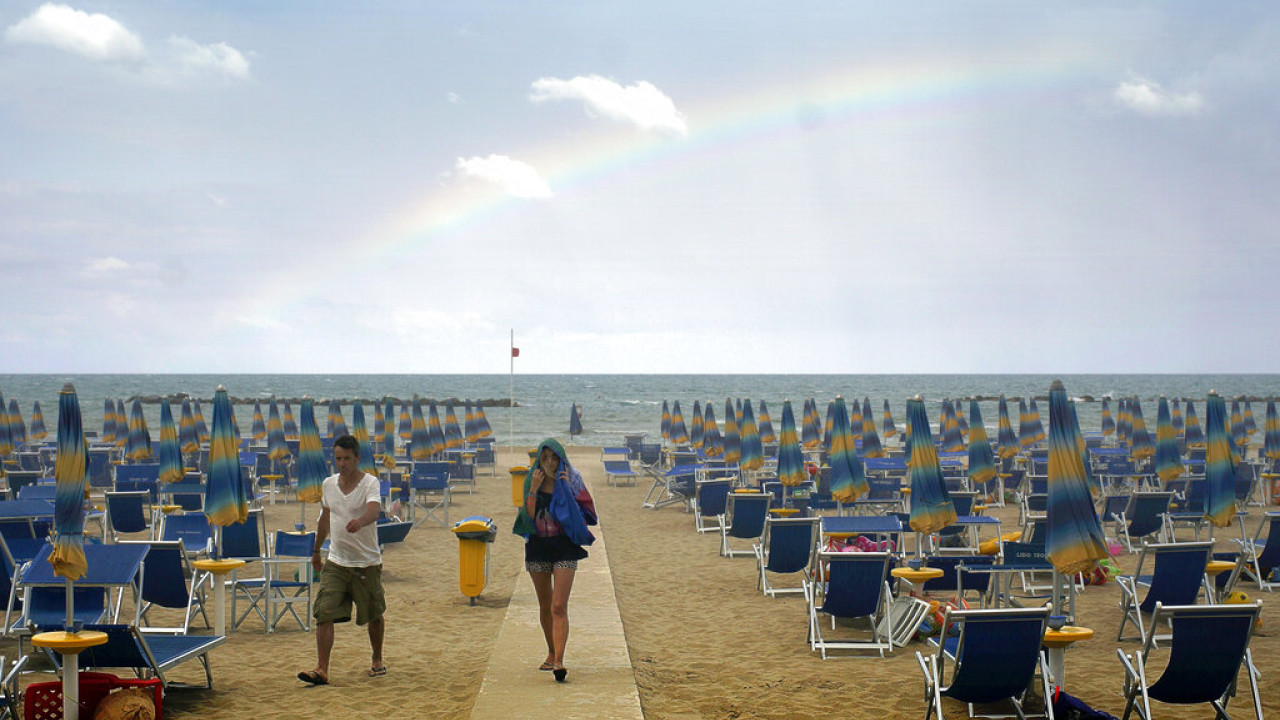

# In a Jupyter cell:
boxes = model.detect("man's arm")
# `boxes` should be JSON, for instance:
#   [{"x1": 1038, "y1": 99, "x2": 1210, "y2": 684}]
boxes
[
  {"x1": 346, "y1": 501, "x2": 381, "y2": 534},
  {"x1": 312, "y1": 506, "x2": 330, "y2": 572}
]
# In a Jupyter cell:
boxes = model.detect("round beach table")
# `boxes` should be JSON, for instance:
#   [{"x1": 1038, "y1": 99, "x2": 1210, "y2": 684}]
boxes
[
  {"x1": 891, "y1": 566, "x2": 943, "y2": 597},
  {"x1": 192, "y1": 558, "x2": 246, "y2": 635},
  {"x1": 31, "y1": 629, "x2": 108, "y2": 720},
  {"x1": 1205, "y1": 559, "x2": 1237, "y2": 601},
  {"x1": 1042, "y1": 625, "x2": 1093, "y2": 690}
]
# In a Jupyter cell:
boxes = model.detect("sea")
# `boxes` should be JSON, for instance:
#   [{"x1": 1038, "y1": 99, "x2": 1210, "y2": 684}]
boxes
[{"x1": 1, "y1": 374, "x2": 1277, "y2": 448}]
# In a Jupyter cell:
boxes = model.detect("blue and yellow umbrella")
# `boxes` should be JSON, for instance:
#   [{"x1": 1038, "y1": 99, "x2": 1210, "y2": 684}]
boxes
[
  {"x1": 283, "y1": 401, "x2": 298, "y2": 440},
  {"x1": 100, "y1": 397, "x2": 117, "y2": 445},
  {"x1": 1171, "y1": 398, "x2": 1184, "y2": 437},
  {"x1": 701, "y1": 403, "x2": 723, "y2": 458},
  {"x1": 157, "y1": 399, "x2": 183, "y2": 484},
  {"x1": 475, "y1": 404, "x2": 492, "y2": 438},
  {"x1": 906, "y1": 397, "x2": 955, "y2": 535},
  {"x1": 861, "y1": 397, "x2": 885, "y2": 459},
  {"x1": 1027, "y1": 399, "x2": 1046, "y2": 446},
  {"x1": 115, "y1": 399, "x2": 129, "y2": 449},
  {"x1": 739, "y1": 399, "x2": 764, "y2": 471},
  {"x1": 690, "y1": 400, "x2": 704, "y2": 449},
  {"x1": 955, "y1": 401, "x2": 969, "y2": 442},
  {"x1": 569, "y1": 403, "x2": 584, "y2": 437},
  {"x1": 29, "y1": 400, "x2": 48, "y2": 441},
  {"x1": 882, "y1": 399, "x2": 898, "y2": 439},
  {"x1": 374, "y1": 402, "x2": 386, "y2": 450},
  {"x1": 1183, "y1": 400, "x2": 1204, "y2": 448},
  {"x1": 1230, "y1": 400, "x2": 1248, "y2": 456},
  {"x1": 801, "y1": 398, "x2": 821, "y2": 449},
  {"x1": 941, "y1": 399, "x2": 965, "y2": 453},
  {"x1": 179, "y1": 399, "x2": 199, "y2": 457},
  {"x1": 996, "y1": 395, "x2": 1020, "y2": 460},
  {"x1": 0, "y1": 394, "x2": 15, "y2": 458},
  {"x1": 1045, "y1": 380, "x2": 1108, "y2": 576},
  {"x1": 410, "y1": 399, "x2": 431, "y2": 460},
  {"x1": 328, "y1": 401, "x2": 348, "y2": 440},
  {"x1": 660, "y1": 400, "x2": 671, "y2": 443},
  {"x1": 193, "y1": 399, "x2": 210, "y2": 444},
  {"x1": 967, "y1": 400, "x2": 996, "y2": 487},
  {"x1": 251, "y1": 400, "x2": 267, "y2": 442},
  {"x1": 51, "y1": 383, "x2": 89, "y2": 581},
  {"x1": 757, "y1": 400, "x2": 776, "y2": 445},
  {"x1": 667, "y1": 401, "x2": 686, "y2": 444},
  {"x1": 776, "y1": 400, "x2": 806, "y2": 487},
  {"x1": 427, "y1": 402, "x2": 445, "y2": 456},
  {"x1": 296, "y1": 399, "x2": 327, "y2": 505},
  {"x1": 382, "y1": 398, "x2": 397, "y2": 468},
  {"x1": 204, "y1": 387, "x2": 248, "y2": 529},
  {"x1": 822, "y1": 400, "x2": 835, "y2": 452},
  {"x1": 1118, "y1": 398, "x2": 1133, "y2": 447},
  {"x1": 1244, "y1": 400, "x2": 1257, "y2": 438},
  {"x1": 444, "y1": 402, "x2": 463, "y2": 450},
  {"x1": 126, "y1": 399, "x2": 153, "y2": 462},
  {"x1": 1018, "y1": 398, "x2": 1036, "y2": 449},
  {"x1": 8, "y1": 399, "x2": 26, "y2": 447},
  {"x1": 267, "y1": 399, "x2": 290, "y2": 464},
  {"x1": 849, "y1": 399, "x2": 864, "y2": 445},
  {"x1": 1204, "y1": 391, "x2": 1239, "y2": 528},
  {"x1": 351, "y1": 402, "x2": 377, "y2": 477},
  {"x1": 464, "y1": 401, "x2": 479, "y2": 444},
  {"x1": 398, "y1": 401, "x2": 412, "y2": 441},
  {"x1": 1154, "y1": 396, "x2": 1183, "y2": 483},
  {"x1": 1264, "y1": 399, "x2": 1280, "y2": 462},
  {"x1": 828, "y1": 397, "x2": 869, "y2": 504},
  {"x1": 1100, "y1": 397, "x2": 1115, "y2": 438},
  {"x1": 722, "y1": 398, "x2": 741, "y2": 466},
  {"x1": 1128, "y1": 398, "x2": 1154, "y2": 461}
]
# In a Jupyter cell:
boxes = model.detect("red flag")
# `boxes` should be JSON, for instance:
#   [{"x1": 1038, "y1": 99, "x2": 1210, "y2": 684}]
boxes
[{"x1": 511, "y1": 347, "x2": 520, "y2": 358}]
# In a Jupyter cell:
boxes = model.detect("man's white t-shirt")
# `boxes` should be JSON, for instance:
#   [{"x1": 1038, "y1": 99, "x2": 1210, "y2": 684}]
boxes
[{"x1": 320, "y1": 472, "x2": 382, "y2": 568}]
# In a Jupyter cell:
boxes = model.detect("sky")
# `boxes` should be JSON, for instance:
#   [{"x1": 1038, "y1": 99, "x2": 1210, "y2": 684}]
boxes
[{"x1": 2, "y1": 1, "x2": 1278, "y2": 374}]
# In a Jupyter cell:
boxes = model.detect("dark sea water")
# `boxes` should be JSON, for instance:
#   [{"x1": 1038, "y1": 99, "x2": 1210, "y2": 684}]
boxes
[{"x1": 1, "y1": 374, "x2": 1276, "y2": 447}]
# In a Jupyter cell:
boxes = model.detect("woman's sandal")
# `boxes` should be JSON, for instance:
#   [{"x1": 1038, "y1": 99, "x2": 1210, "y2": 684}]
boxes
[
  {"x1": 538, "y1": 661, "x2": 555, "y2": 671},
  {"x1": 297, "y1": 669, "x2": 329, "y2": 686},
  {"x1": 368, "y1": 665, "x2": 388, "y2": 677}
]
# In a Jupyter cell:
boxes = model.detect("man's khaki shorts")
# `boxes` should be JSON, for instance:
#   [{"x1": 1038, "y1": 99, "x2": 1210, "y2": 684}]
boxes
[{"x1": 314, "y1": 561, "x2": 385, "y2": 626}]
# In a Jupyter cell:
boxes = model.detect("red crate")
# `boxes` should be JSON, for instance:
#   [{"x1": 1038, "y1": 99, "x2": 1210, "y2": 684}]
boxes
[{"x1": 25, "y1": 672, "x2": 162, "y2": 720}]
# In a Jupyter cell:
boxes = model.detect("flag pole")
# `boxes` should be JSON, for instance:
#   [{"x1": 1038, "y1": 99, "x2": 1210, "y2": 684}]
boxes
[{"x1": 509, "y1": 329, "x2": 515, "y2": 465}]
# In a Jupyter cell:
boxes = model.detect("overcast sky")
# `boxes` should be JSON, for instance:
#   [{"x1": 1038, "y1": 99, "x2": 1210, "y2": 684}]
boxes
[{"x1": 2, "y1": 2, "x2": 1278, "y2": 374}]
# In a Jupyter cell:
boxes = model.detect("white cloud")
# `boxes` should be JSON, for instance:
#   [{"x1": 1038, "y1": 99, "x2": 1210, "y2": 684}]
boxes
[
  {"x1": 82, "y1": 256, "x2": 130, "y2": 275},
  {"x1": 456, "y1": 155, "x2": 552, "y2": 198},
  {"x1": 530, "y1": 75, "x2": 688, "y2": 135},
  {"x1": 4, "y1": 3, "x2": 144, "y2": 61},
  {"x1": 446, "y1": 91, "x2": 462, "y2": 104},
  {"x1": 1113, "y1": 76, "x2": 1204, "y2": 116},
  {"x1": 167, "y1": 36, "x2": 250, "y2": 80}
]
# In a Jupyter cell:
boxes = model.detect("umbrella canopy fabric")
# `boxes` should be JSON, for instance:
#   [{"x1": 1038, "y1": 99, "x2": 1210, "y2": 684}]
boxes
[
  {"x1": 666, "y1": 401, "x2": 686, "y2": 444},
  {"x1": 1027, "y1": 399, "x2": 1047, "y2": 446},
  {"x1": 1018, "y1": 399, "x2": 1035, "y2": 449},
  {"x1": 410, "y1": 400, "x2": 431, "y2": 460},
  {"x1": 828, "y1": 397, "x2": 869, "y2": 504},
  {"x1": 906, "y1": 397, "x2": 955, "y2": 535},
  {"x1": 822, "y1": 401, "x2": 835, "y2": 452},
  {"x1": 29, "y1": 400, "x2": 48, "y2": 440},
  {"x1": 328, "y1": 401, "x2": 349, "y2": 440},
  {"x1": 427, "y1": 402, "x2": 446, "y2": 456},
  {"x1": 114, "y1": 399, "x2": 129, "y2": 448},
  {"x1": 801, "y1": 398, "x2": 821, "y2": 449},
  {"x1": 1171, "y1": 399, "x2": 1184, "y2": 436},
  {"x1": 444, "y1": 403, "x2": 463, "y2": 450},
  {"x1": 860, "y1": 397, "x2": 884, "y2": 459},
  {"x1": 374, "y1": 402, "x2": 386, "y2": 449},
  {"x1": 1154, "y1": 396, "x2": 1184, "y2": 483},
  {"x1": 193, "y1": 399, "x2": 210, "y2": 444},
  {"x1": 690, "y1": 400, "x2": 704, "y2": 450},
  {"x1": 1244, "y1": 400, "x2": 1258, "y2": 437},
  {"x1": 757, "y1": 400, "x2": 776, "y2": 445},
  {"x1": 296, "y1": 399, "x2": 327, "y2": 504},
  {"x1": 382, "y1": 398, "x2": 397, "y2": 468},
  {"x1": 283, "y1": 402, "x2": 299, "y2": 440},
  {"x1": 157, "y1": 399, "x2": 184, "y2": 484},
  {"x1": 464, "y1": 401, "x2": 479, "y2": 444},
  {"x1": 996, "y1": 396, "x2": 1020, "y2": 460},
  {"x1": 205, "y1": 387, "x2": 249, "y2": 528},
  {"x1": 1183, "y1": 400, "x2": 1205, "y2": 448},
  {"x1": 941, "y1": 399, "x2": 965, "y2": 453},
  {"x1": 126, "y1": 399, "x2": 153, "y2": 462},
  {"x1": 739, "y1": 399, "x2": 764, "y2": 471},
  {"x1": 1265, "y1": 399, "x2": 1280, "y2": 462},
  {"x1": 882, "y1": 399, "x2": 898, "y2": 438},
  {"x1": 1117, "y1": 398, "x2": 1132, "y2": 447},
  {"x1": 660, "y1": 400, "x2": 671, "y2": 443},
  {"x1": 251, "y1": 401, "x2": 267, "y2": 442},
  {"x1": 1100, "y1": 397, "x2": 1115, "y2": 437},
  {"x1": 722, "y1": 399, "x2": 741, "y2": 466},
  {"x1": 398, "y1": 401, "x2": 412, "y2": 441},
  {"x1": 776, "y1": 400, "x2": 806, "y2": 487},
  {"x1": 1230, "y1": 400, "x2": 1248, "y2": 456},
  {"x1": 51, "y1": 383, "x2": 89, "y2": 581},
  {"x1": 267, "y1": 399, "x2": 290, "y2": 463},
  {"x1": 701, "y1": 403, "x2": 723, "y2": 458},
  {"x1": 351, "y1": 402, "x2": 377, "y2": 477},
  {"x1": 180, "y1": 399, "x2": 200, "y2": 456},
  {"x1": 966, "y1": 400, "x2": 996, "y2": 487},
  {"x1": 100, "y1": 397, "x2": 118, "y2": 445},
  {"x1": 849, "y1": 400, "x2": 863, "y2": 445},
  {"x1": 7, "y1": 399, "x2": 26, "y2": 447},
  {"x1": 1128, "y1": 398, "x2": 1154, "y2": 461},
  {"x1": 1045, "y1": 380, "x2": 1109, "y2": 576},
  {"x1": 1204, "y1": 392, "x2": 1239, "y2": 528},
  {"x1": 569, "y1": 403, "x2": 585, "y2": 437},
  {"x1": 475, "y1": 404, "x2": 493, "y2": 438}
]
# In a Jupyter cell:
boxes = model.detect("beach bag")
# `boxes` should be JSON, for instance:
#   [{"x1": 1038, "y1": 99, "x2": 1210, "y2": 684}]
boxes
[
  {"x1": 94, "y1": 688, "x2": 155, "y2": 720},
  {"x1": 1050, "y1": 689, "x2": 1119, "y2": 720}
]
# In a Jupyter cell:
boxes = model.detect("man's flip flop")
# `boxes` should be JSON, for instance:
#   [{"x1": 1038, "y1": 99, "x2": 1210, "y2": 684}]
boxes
[
  {"x1": 297, "y1": 670, "x2": 329, "y2": 685},
  {"x1": 369, "y1": 665, "x2": 388, "y2": 677}
]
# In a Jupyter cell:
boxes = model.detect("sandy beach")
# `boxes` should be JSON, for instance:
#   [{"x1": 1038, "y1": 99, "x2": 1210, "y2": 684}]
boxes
[{"x1": 8, "y1": 445, "x2": 1277, "y2": 719}]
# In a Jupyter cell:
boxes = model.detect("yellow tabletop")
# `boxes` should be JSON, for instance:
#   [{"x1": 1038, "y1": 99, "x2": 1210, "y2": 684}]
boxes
[
  {"x1": 1042, "y1": 625, "x2": 1093, "y2": 648},
  {"x1": 891, "y1": 566, "x2": 944, "y2": 583},
  {"x1": 259, "y1": 474, "x2": 283, "y2": 483},
  {"x1": 192, "y1": 558, "x2": 246, "y2": 575},
  {"x1": 900, "y1": 488, "x2": 912, "y2": 495},
  {"x1": 31, "y1": 630, "x2": 108, "y2": 653},
  {"x1": 160, "y1": 504, "x2": 183, "y2": 514},
  {"x1": 1205, "y1": 560, "x2": 1236, "y2": 577},
  {"x1": 768, "y1": 508, "x2": 800, "y2": 518}
]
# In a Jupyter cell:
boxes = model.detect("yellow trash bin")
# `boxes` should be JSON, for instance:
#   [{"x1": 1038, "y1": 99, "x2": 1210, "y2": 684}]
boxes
[
  {"x1": 509, "y1": 466, "x2": 528, "y2": 508},
  {"x1": 452, "y1": 516, "x2": 498, "y2": 605}
]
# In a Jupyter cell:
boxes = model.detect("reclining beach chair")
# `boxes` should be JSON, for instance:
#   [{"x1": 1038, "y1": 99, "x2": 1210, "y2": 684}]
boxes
[
  {"x1": 642, "y1": 464, "x2": 698, "y2": 511},
  {"x1": 1226, "y1": 510, "x2": 1280, "y2": 593},
  {"x1": 55, "y1": 623, "x2": 226, "y2": 692},
  {"x1": 1117, "y1": 602, "x2": 1264, "y2": 720},
  {"x1": 105, "y1": 491, "x2": 152, "y2": 542},
  {"x1": 159, "y1": 513, "x2": 213, "y2": 558},
  {"x1": 117, "y1": 540, "x2": 211, "y2": 634},
  {"x1": 720, "y1": 491, "x2": 770, "y2": 558},
  {"x1": 754, "y1": 516, "x2": 819, "y2": 597},
  {"x1": 1116, "y1": 541, "x2": 1213, "y2": 642},
  {"x1": 804, "y1": 551, "x2": 894, "y2": 658},
  {"x1": 602, "y1": 452, "x2": 638, "y2": 487},
  {"x1": 915, "y1": 606, "x2": 1053, "y2": 720},
  {"x1": 1112, "y1": 492, "x2": 1174, "y2": 552},
  {"x1": 376, "y1": 518, "x2": 413, "y2": 550},
  {"x1": 408, "y1": 462, "x2": 450, "y2": 528},
  {"x1": 692, "y1": 477, "x2": 732, "y2": 534},
  {"x1": 235, "y1": 530, "x2": 315, "y2": 633},
  {"x1": 0, "y1": 654, "x2": 28, "y2": 720}
]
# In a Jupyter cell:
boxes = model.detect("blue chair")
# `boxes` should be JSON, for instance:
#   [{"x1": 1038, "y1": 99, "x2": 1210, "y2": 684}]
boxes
[
  {"x1": 754, "y1": 516, "x2": 819, "y2": 597},
  {"x1": 376, "y1": 519, "x2": 413, "y2": 549},
  {"x1": 915, "y1": 606, "x2": 1053, "y2": 720},
  {"x1": 602, "y1": 457, "x2": 638, "y2": 487},
  {"x1": 1116, "y1": 541, "x2": 1213, "y2": 642},
  {"x1": 159, "y1": 513, "x2": 213, "y2": 558},
  {"x1": 1117, "y1": 602, "x2": 1264, "y2": 720},
  {"x1": 804, "y1": 551, "x2": 894, "y2": 658},
  {"x1": 693, "y1": 478, "x2": 732, "y2": 534},
  {"x1": 120, "y1": 539, "x2": 210, "y2": 634},
  {"x1": 409, "y1": 463, "x2": 450, "y2": 528},
  {"x1": 237, "y1": 530, "x2": 314, "y2": 633},
  {"x1": 719, "y1": 492, "x2": 770, "y2": 558},
  {"x1": 1227, "y1": 510, "x2": 1280, "y2": 593},
  {"x1": 105, "y1": 491, "x2": 151, "y2": 542},
  {"x1": 642, "y1": 464, "x2": 698, "y2": 511},
  {"x1": 59, "y1": 623, "x2": 224, "y2": 691},
  {"x1": 1112, "y1": 492, "x2": 1174, "y2": 552},
  {"x1": 224, "y1": 509, "x2": 270, "y2": 630},
  {"x1": 15, "y1": 484, "x2": 56, "y2": 502}
]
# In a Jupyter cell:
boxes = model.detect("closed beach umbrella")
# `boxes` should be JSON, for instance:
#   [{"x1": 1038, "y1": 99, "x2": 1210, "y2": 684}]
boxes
[
  {"x1": 776, "y1": 400, "x2": 806, "y2": 487},
  {"x1": 882, "y1": 399, "x2": 898, "y2": 439},
  {"x1": 722, "y1": 399, "x2": 741, "y2": 466},
  {"x1": 374, "y1": 402, "x2": 386, "y2": 450},
  {"x1": 828, "y1": 397, "x2": 869, "y2": 504},
  {"x1": 464, "y1": 401, "x2": 479, "y2": 444},
  {"x1": 941, "y1": 399, "x2": 964, "y2": 453},
  {"x1": 955, "y1": 401, "x2": 969, "y2": 442},
  {"x1": 1244, "y1": 400, "x2": 1257, "y2": 437},
  {"x1": 861, "y1": 397, "x2": 884, "y2": 459},
  {"x1": 157, "y1": 399, "x2": 183, "y2": 484},
  {"x1": 1018, "y1": 399, "x2": 1035, "y2": 449},
  {"x1": 1265, "y1": 399, "x2": 1280, "y2": 462},
  {"x1": 100, "y1": 397, "x2": 117, "y2": 445},
  {"x1": 328, "y1": 401, "x2": 348, "y2": 440},
  {"x1": 51, "y1": 383, "x2": 89, "y2": 581},
  {"x1": 427, "y1": 402, "x2": 445, "y2": 456},
  {"x1": 822, "y1": 401, "x2": 835, "y2": 452},
  {"x1": 250, "y1": 401, "x2": 267, "y2": 442},
  {"x1": 115, "y1": 399, "x2": 128, "y2": 449},
  {"x1": 296, "y1": 399, "x2": 327, "y2": 506},
  {"x1": 1204, "y1": 391, "x2": 1239, "y2": 528},
  {"x1": 701, "y1": 403, "x2": 723, "y2": 458},
  {"x1": 1117, "y1": 398, "x2": 1132, "y2": 447},
  {"x1": 1028, "y1": 399, "x2": 1047, "y2": 446},
  {"x1": 382, "y1": 398, "x2": 397, "y2": 468},
  {"x1": 351, "y1": 402, "x2": 377, "y2": 477},
  {"x1": 667, "y1": 401, "x2": 686, "y2": 444},
  {"x1": 476, "y1": 404, "x2": 493, "y2": 439},
  {"x1": 180, "y1": 399, "x2": 199, "y2": 456},
  {"x1": 1183, "y1": 400, "x2": 1204, "y2": 448},
  {"x1": 1128, "y1": 398, "x2": 1154, "y2": 461},
  {"x1": 1154, "y1": 396, "x2": 1183, "y2": 483},
  {"x1": 30, "y1": 400, "x2": 48, "y2": 441},
  {"x1": 398, "y1": 401, "x2": 412, "y2": 441},
  {"x1": 660, "y1": 401, "x2": 671, "y2": 444},
  {"x1": 205, "y1": 387, "x2": 248, "y2": 529},
  {"x1": 569, "y1": 403, "x2": 584, "y2": 437},
  {"x1": 1171, "y1": 399, "x2": 1184, "y2": 436},
  {"x1": 410, "y1": 399, "x2": 431, "y2": 460},
  {"x1": 1045, "y1": 380, "x2": 1108, "y2": 576},
  {"x1": 996, "y1": 395, "x2": 1020, "y2": 460},
  {"x1": 283, "y1": 401, "x2": 298, "y2": 440},
  {"x1": 757, "y1": 400, "x2": 776, "y2": 445},
  {"x1": 193, "y1": 399, "x2": 210, "y2": 444},
  {"x1": 1100, "y1": 397, "x2": 1115, "y2": 438},
  {"x1": 1069, "y1": 399, "x2": 1100, "y2": 499},
  {"x1": 907, "y1": 397, "x2": 956, "y2": 535},
  {"x1": 126, "y1": 399, "x2": 153, "y2": 462},
  {"x1": 690, "y1": 400, "x2": 704, "y2": 450},
  {"x1": 267, "y1": 399, "x2": 290, "y2": 464},
  {"x1": 967, "y1": 400, "x2": 996, "y2": 487},
  {"x1": 739, "y1": 399, "x2": 763, "y2": 471},
  {"x1": 801, "y1": 398, "x2": 821, "y2": 449},
  {"x1": 8, "y1": 399, "x2": 26, "y2": 447},
  {"x1": 444, "y1": 402, "x2": 463, "y2": 450},
  {"x1": 1230, "y1": 400, "x2": 1248, "y2": 456},
  {"x1": 849, "y1": 399, "x2": 863, "y2": 445}
]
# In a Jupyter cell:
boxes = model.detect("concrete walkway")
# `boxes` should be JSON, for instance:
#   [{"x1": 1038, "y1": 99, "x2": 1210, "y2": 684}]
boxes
[{"x1": 469, "y1": 488, "x2": 643, "y2": 720}]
